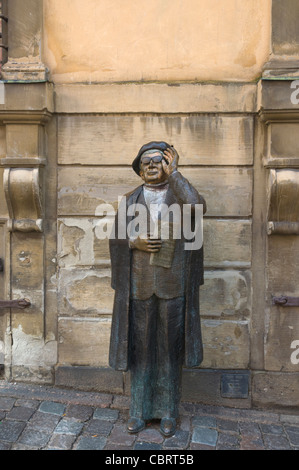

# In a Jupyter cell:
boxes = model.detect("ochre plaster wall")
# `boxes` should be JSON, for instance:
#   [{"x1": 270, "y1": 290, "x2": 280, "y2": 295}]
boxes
[{"x1": 44, "y1": 0, "x2": 271, "y2": 83}]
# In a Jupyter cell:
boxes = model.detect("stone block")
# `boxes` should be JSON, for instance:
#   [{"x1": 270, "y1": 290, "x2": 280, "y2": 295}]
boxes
[
  {"x1": 201, "y1": 270, "x2": 251, "y2": 318},
  {"x1": 272, "y1": 0, "x2": 299, "y2": 55},
  {"x1": 252, "y1": 372, "x2": 299, "y2": 408},
  {"x1": 58, "y1": 218, "x2": 112, "y2": 267},
  {"x1": 58, "y1": 115, "x2": 253, "y2": 166},
  {"x1": 264, "y1": 310, "x2": 299, "y2": 372},
  {"x1": 93, "y1": 408, "x2": 119, "y2": 421},
  {"x1": 58, "y1": 268, "x2": 113, "y2": 315},
  {"x1": 55, "y1": 366, "x2": 124, "y2": 394},
  {"x1": 58, "y1": 318, "x2": 111, "y2": 367},
  {"x1": 55, "y1": 83, "x2": 257, "y2": 114},
  {"x1": 201, "y1": 320, "x2": 250, "y2": 369},
  {"x1": 6, "y1": 124, "x2": 44, "y2": 158},
  {"x1": 204, "y1": 220, "x2": 251, "y2": 268},
  {"x1": 0, "y1": 420, "x2": 26, "y2": 443},
  {"x1": 270, "y1": 123, "x2": 299, "y2": 159},
  {"x1": 267, "y1": 235, "x2": 299, "y2": 293},
  {"x1": 192, "y1": 427, "x2": 218, "y2": 446},
  {"x1": 58, "y1": 166, "x2": 252, "y2": 217},
  {"x1": 54, "y1": 417, "x2": 84, "y2": 435},
  {"x1": 57, "y1": 217, "x2": 252, "y2": 270},
  {"x1": 39, "y1": 401, "x2": 66, "y2": 416},
  {"x1": 75, "y1": 436, "x2": 107, "y2": 450},
  {"x1": 182, "y1": 369, "x2": 251, "y2": 408}
]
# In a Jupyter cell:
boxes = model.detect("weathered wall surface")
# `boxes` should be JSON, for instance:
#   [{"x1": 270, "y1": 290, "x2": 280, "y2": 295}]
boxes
[
  {"x1": 2, "y1": 0, "x2": 299, "y2": 410},
  {"x1": 43, "y1": 0, "x2": 271, "y2": 83},
  {"x1": 40, "y1": 0, "x2": 272, "y2": 384},
  {"x1": 53, "y1": 79, "x2": 257, "y2": 379}
]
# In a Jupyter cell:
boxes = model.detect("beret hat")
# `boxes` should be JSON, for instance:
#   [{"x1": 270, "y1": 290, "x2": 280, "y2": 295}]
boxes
[{"x1": 132, "y1": 141, "x2": 171, "y2": 175}]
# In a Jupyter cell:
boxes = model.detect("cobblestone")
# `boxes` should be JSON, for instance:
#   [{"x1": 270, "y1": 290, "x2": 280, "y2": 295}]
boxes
[
  {"x1": 6, "y1": 406, "x2": 35, "y2": 421},
  {"x1": 0, "y1": 379, "x2": 299, "y2": 451},
  {"x1": 192, "y1": 426, "x2": 218, "y2": 447},
  {"x1": 65, "y1": 404, "x2": 93, "y2": 421}
]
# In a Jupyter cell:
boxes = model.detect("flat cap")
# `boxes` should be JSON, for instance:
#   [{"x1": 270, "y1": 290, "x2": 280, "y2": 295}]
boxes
[{"x1": 132, "y1": 141, "x2": 171, "y2": 175}]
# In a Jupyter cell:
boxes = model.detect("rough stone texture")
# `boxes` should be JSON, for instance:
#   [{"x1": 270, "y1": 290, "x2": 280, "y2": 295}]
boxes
[
  {"x1": 58, "y1": 166, "x2": 253, "y2": 217},
  {"x1": 252, "y1": 372, "x2": 299, "y2": 408},
  {"x1": 55, "y1": 366, "x2": 123, "y2": 394},
  {"x1": 272, "y1": 0, "x2": 299, "y2": 55},
  {"x1": 0, "y1": 380, "x2": 299, "y2": 450},
  {"x1": 57, "y1": 115, "x2": 254, "y2": 166},
  {"x1": 0, "y1": 1, "x2": 298, "y2": 412},
  {"x1": 44, "y1": 0, "x2": 271, "y2": 83}
]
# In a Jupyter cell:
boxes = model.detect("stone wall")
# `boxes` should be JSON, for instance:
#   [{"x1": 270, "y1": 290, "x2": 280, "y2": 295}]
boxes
[
  {"x1": 1, "y1": 0, "x2": 299, "y2": 410},
  {"x1": 55, "y1": 83, "x2": 256, "y2": 379}
]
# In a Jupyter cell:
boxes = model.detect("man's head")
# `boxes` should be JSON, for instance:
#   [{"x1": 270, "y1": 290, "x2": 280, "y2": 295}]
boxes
[
  {"x1": 139, "y1": 149, "x2": 167, "y2": 185},
  {"x1": 132, "y1": 141, "x2": 171, "y2": 184}
]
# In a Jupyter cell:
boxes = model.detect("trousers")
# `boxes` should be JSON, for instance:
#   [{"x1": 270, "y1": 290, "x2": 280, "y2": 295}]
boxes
[{"x1": 129, "y1": 294, "x2": 185, "y2": 420}]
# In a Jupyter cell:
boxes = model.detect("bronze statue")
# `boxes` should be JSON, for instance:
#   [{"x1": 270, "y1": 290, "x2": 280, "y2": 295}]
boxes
[{"x1": 109, "y1": 141, "x2": 206, "y2": 437}]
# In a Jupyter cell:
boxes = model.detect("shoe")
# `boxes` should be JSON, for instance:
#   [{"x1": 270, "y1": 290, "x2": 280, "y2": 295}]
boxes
[
  {"x1": 127, "y1": 417, "x2": 145, "y2": 433},
  {"x1": 160, "y1": 418, "x2": 176, "y2": 437}
]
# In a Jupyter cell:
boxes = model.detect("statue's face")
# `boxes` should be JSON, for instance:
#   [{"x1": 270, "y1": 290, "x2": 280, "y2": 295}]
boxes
[{"x1": 139, "y1": 151, "x2": 167, "y2": 185}]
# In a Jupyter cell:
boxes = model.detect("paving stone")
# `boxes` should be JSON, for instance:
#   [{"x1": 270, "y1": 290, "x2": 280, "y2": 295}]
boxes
[
  {"x1": 216, "y1": 432, "x2": 240, "y2": 450},
  {"x1": 217, "y1": 418, "x2": 239, "y2": 433},
  {"x1": 93, "y1": 408, "x2": 119, "y2": 421},
  {"x1": 134, "y1": 441, "x2": 162, "y2": 450},
  {"x1": 104, "y1": 443, "x2": 134, "y2": 450},
  {"x1": 39, "y1": 401, "x2": 66, "y2": 416},
  {"x1": 18, "y1": 425, "x2": 52, "y2": 448},
  {"x1": 28, "y1": 411, "x2": 60, "y2": 432},
  {"x1": 280, "y1": 415, "x2": 299, "y2": 425},
  {"x1": 111, "y1": 395, "x2": 130, "y2": 410},
  {"x1": 190, "y1": 442, "x2": 215, "y2": 450},
  {"x1": 11, "y1": 443, "x2": 38, "y2": 450},
  {"x1": 15, "y1": 399, "x2": 40, "y2": 409},
  {"x1": 0, "y1": 441, "x2": 11, "y2": 450},
  {"x1": 179, "y1": 415, "x2": 191, "y2": 432},
  {"x1": 263, "y1": 433, "x2": 291, "y2": 450},
  {"x1": 259, "y1": 423, "x2": 284, "y2": 435},
  {"x1": 0, "y1": 420, "x2": 26, "y2": 442},
  {"x1": 238, "y1": 421, "x2": 261, "y2": 437},
  {"x1": 0, "y1": 397, "x2": 16, "y2": 411},
  {"x1": 137, "y1": 427, "x2": 164, "y2": 444},
  {"x1": 65, "y1": 404, "x2": 93, "y2": 421},
  {"x1": 6, "y1": 406, "x2": 35, "y2": 421},
  {"x1": 109, "y1": 424, "x2": 136, "y2": 446},
  {"x1": 240, "y1": 435, "x2": 265, "y2": 450},
  {"x1": 75, "y1": 435, "x2": 107, "y2": 450},
  {"x1": 179, "y1": 403, "x2": 197, "y2": 415},
  {"x1": 192, "y1": 426, "x2": 218, "y2": 446},
  {"x1": 192, "y1": 415, "x2": 217, "y2": 428},
  {"x1": 163, "y1": 430, "x2": 189, "y2": 449},
  {"x1": 284, "y1": 426, "x2": 299, "y2": 446},
  {"x1": 54, "y1": 417, "x2": 84, "y2": 435},
  {"x1": 84, "y1": 418, "x2": 113, "y2": 436},
  {"x1": 2, "y1": 379, "x2": 299, "y2": 451},
  {"x1": 46, "y1": 433, "x2": 77, "y2": 450}
]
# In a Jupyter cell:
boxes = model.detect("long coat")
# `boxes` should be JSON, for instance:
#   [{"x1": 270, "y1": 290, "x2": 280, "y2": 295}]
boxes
[{"x1": 109, "y1": 176, "x2": 205, "y2": 371}]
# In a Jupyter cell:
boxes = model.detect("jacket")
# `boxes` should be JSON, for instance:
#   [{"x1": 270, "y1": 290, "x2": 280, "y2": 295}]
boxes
[{"x1": 109, "y1": 171, "x2": 205, "y2": 371}]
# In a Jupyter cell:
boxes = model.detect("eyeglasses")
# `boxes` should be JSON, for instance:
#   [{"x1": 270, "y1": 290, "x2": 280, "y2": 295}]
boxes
[{"x1": 140, "y1": 155, "x2": 164, "y2": 165}]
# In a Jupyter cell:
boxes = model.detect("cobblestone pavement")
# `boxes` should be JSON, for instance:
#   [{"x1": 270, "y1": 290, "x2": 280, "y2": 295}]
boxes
[{"x1": 0, "y1": 380, "x2": 299, "y2": 451}]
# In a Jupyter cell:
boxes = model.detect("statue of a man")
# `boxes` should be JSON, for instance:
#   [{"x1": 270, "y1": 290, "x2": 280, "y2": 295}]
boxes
[{"x1": 109, "y1": 141, "x2": 206, "y2": 437}]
